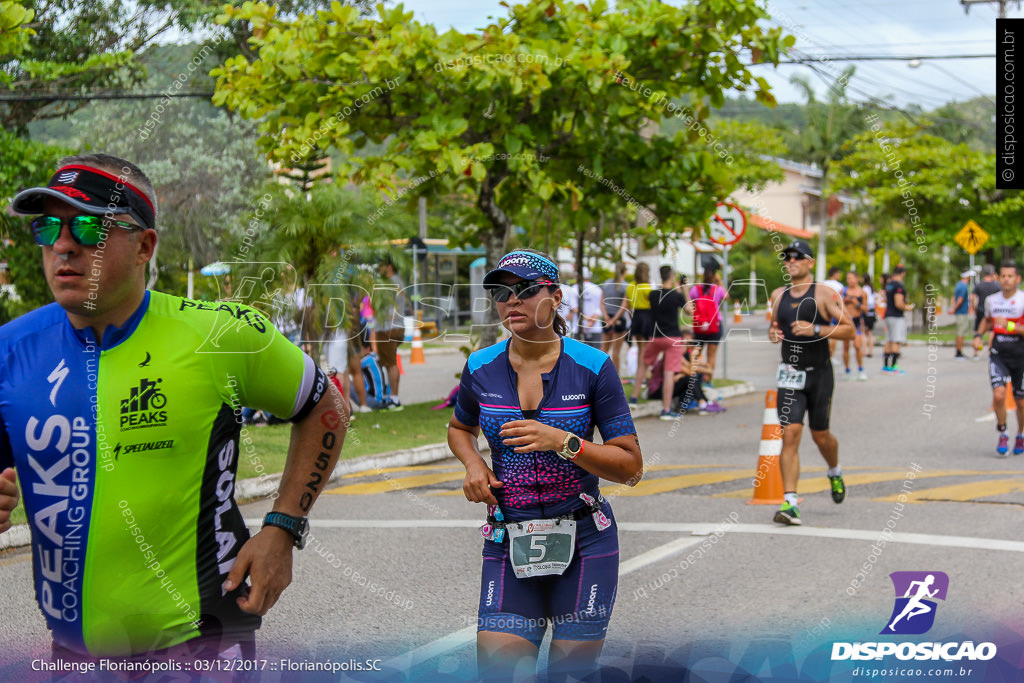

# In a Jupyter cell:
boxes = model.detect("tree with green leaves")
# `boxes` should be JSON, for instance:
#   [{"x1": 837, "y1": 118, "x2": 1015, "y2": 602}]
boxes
[
  {"x1": 211, "y1": 0, "x2": 793, "y2": 345},
  {"x1": 832, "y1": 118, "x2": 1021, "y2": 255},
  {"x1": 229, "y1": 182, "x2": 414, "y2": 361},
  {"x1": 785, "y1": 68, "x2": 865, "y2": 281},
  {"x1": 0, "y1": 128, "x2": 66, "y2": 323}
]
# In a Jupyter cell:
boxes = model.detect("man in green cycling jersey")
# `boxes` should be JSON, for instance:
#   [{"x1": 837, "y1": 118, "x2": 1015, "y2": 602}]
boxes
[{"x1": 0, "y1": 153, "x2": 347, "y2": 665}]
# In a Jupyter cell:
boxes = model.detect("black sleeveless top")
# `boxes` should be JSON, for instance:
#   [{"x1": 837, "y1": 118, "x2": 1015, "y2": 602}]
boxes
[{"x1": 777, "y1": 283, "x2": 830, "y2": 369}]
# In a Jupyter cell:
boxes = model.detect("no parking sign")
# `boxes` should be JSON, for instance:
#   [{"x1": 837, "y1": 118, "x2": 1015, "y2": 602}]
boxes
[{"x1": 708, "y1": 202, "x2": 747, "y2": 246}]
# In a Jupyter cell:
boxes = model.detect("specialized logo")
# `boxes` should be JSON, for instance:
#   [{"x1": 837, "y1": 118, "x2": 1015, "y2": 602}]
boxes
[
  {"x1": 561, "y1": 393, "x2": 587, "y2": 401},
  {"x1": 112, "y1": 440, "x2": 174, "y2": 459},
  {"x1": 47, "y1": 359, "x2": 69, "y2": 407},
  {"x1": 882, "y1": 571, "x2": 948, "y2": 635},
  {"x1": 120, "y1": 377, "x2": 168, "y2": 430},
  {"x1": 138, "y1": 351, "x2": 151, "y2": 368}
]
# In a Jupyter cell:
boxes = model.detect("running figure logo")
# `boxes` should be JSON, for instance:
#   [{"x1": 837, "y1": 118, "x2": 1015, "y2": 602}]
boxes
[{"x1": 881, "y1": 571, "x2": 949, "y2": 635}]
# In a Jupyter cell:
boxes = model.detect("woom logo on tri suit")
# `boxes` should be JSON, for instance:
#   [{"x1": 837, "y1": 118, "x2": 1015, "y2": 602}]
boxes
[{"x1": 119, "y1": 377, "x2": 168, "y2": 430}]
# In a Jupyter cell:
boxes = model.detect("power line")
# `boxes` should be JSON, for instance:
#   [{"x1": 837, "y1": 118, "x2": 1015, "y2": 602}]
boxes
[{"x1": 0, "y1": 91, "x2": 214, "y2": 102}]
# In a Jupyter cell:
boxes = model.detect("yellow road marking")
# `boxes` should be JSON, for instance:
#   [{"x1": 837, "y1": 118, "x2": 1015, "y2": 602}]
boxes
[
  {"x1": 605, "y1": 470, "x2": 752, "y2": 497},
  {"x1": 875, "y1": 479, "x2": 1024, "y2": 503},
  {"x1": 341, "y1": 464, "x2": 461, "y2": 479},
  {"x1": 714, "y1": 470, "x2": 1022, "y2": 499},
  {"x1": 422, "y1": 464, "x2": 735, "y2": 497},
  {"x1": 327, "y1": 472, "x2": 465, "y2": 495}
]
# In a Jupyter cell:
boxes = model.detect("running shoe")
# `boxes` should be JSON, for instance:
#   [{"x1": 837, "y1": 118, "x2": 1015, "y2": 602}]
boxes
[
  {"x1": 890, "y1": 366, "x2": 907, "y2": 375},
  {"x1": 386, "y1": 400, "x2": 404, "y2": 412},
  {"x1": 857, "y1": 372, "x2": 868, "y2": 381},
  {"x1": 629, "y1": 397, "x2": 639, "y2": 406},
  {"x1": 701, "y1": 401, "x2": 727, "y2": 414},
  {"x1": 997, "y1": 433, "x2": 1010, "y2": 456},
  {"x1": 955, "y1": 354, "x2": 967, "y2": 362},
  {"x1": 659, "y1": 410, "x2": 680, "y2": 421},
  {"x1": 881, "y1": 366, "x2": 893, "y2": 373},
  {"x1": 680, "y1": 400, "x2": 700, "y2": 412},
  {"x1": 1015, "y1": 435, "x2": 1024, "y2": 455},
  {"x1": 773, "y1": 503, "x2": 802, "y2": 526},
  {"x1": 357, "y1": 404, "x2": 372, "y2": 413},
  {"x1": 829, "y1": 474, "x2": 846, "y2": 503},
  {"x1": 844, "y1": 370, "x2": 854, "y2": 381}
]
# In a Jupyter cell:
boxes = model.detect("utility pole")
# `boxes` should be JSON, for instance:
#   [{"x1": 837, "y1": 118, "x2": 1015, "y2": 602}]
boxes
[{"x1": 961, "y1": 0, "x2": 1021, "y2": 17}]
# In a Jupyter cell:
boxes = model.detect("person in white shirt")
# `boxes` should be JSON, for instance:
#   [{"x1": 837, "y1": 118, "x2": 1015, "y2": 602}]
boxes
[
  {"x1": 579, "y1": 268, "x2": 604, "y2": 347},
  {"x1": 560, "y1": 278, "x2": 579, "y2": 337}
]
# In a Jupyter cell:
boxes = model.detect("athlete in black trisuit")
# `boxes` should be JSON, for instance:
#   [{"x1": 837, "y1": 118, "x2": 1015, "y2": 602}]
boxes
[{"x1": 768, "y1": 240, "x2": 855, "y2": 525}]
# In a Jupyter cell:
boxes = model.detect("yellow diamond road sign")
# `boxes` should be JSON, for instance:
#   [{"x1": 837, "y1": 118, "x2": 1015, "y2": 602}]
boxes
[{"x1": 955, "y1": 220, "x2": 988, "y2": 255}]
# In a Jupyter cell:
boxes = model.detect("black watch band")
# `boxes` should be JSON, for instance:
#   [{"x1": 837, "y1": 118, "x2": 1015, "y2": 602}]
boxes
[{"x1": 262, "y1": 512, "x2": 309, "y2": 549}]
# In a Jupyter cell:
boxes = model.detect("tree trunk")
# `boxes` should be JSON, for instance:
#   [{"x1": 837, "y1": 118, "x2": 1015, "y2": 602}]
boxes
[
  {"x1": 575, "y1": 229, "x2": 585, "y2": 340},
  {"x1": 476, "y1": 174, "x2": 513, "y2": 348}
]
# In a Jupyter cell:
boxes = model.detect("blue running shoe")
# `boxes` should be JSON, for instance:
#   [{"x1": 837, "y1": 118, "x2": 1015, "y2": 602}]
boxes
[
  {"x1": 659, "y1": 410, "x2": 681, "y2": 421},
  {"x1": 997, "y1": 433, "x2": 1010, "y2": 456},
  {"x1": 1015, "y1": 435, "x2": 1024, "y2": 455}
]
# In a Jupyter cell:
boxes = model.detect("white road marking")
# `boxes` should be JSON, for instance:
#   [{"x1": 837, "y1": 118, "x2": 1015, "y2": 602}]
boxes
[
  {"x1": 249, "y1": 516, "x2": 1024, "y2": 673},
  {"x1": 381, "y1": 532, "x2": 706, "y2": 673},
  {"x1": 975, "y1": 413, "x2": 995, "y2": 422},
  {"x1": 249, "y1": 518, "x2": 1024, "y2": 552}
]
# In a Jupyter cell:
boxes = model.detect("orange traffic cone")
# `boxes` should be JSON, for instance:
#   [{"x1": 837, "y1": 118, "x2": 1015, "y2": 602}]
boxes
[
  {"x1": 410, "y1": 325, "x2": 426, "y2": 364},
  {"x1": 734, "y1": 301, "x2": 742, "y2": 323},
  {"x1": 765, "y1": 303, "x2": 772, "y2": 321},
  {"x1": 748, "y1": 390, "x2": 786, "y2": 505},
  {"x1": 1007, "y1": 390, "x2": 1016, "y2": 411}
]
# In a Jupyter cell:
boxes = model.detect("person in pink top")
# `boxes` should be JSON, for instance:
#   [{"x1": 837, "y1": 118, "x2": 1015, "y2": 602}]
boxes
[{"x1": 687, "y1": 269, "x2": 728, "y2": 388}]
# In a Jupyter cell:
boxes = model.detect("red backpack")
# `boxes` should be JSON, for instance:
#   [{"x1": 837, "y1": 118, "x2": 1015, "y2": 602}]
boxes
[{"x1": 693, "y1": 284, "x2": 721, "y2": 334}]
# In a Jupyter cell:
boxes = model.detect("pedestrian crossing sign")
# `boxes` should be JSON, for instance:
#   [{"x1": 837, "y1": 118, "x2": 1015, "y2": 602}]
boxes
[{"x1": 954, "y1": 220, "x2": 988, "y2": 255}]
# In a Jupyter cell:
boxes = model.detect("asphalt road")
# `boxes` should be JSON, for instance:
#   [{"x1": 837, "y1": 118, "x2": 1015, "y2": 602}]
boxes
[{"x1": 2, "y1": 317, "x2": 1022, "y2": 682}]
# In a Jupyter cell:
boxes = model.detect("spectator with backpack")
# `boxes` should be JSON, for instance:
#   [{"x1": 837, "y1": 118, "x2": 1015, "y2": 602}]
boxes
[
  {"x1": 353, "y1": 345, "x2": 401, "y2": 411},
  {"x1": 688, "y1": 269, "x2": 728, "y2": 387}
]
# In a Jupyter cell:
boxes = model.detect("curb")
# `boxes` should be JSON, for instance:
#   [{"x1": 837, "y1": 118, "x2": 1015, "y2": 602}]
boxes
[
  {"x1": 0, "y1": 383, "x2": 757, "y2": 552},
  {"x1": 625, "y1": 381, "x2": 757, "y2": 419}
]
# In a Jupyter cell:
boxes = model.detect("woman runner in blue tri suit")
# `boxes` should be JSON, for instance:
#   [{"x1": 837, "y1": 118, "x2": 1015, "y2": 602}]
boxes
[{"x1": 448, "y1": 249, "x2": 644, "y2": 682}]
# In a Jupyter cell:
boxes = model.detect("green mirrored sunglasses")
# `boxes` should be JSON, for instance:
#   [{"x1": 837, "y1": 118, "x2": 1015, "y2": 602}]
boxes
[{"x1": 30, "y1": 215, "x2": 143, "y2": 247}]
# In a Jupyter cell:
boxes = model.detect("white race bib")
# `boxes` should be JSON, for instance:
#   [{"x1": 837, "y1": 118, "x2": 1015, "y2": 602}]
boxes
[
  {"x1": 507, "y1": 518, "x2": 577, "y2": 579},
  {"x1": 777, "y1": 363, "x2": 807, "y2": 390}
]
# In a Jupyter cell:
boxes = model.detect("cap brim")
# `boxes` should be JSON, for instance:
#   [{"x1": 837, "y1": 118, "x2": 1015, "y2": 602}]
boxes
[
  {"x1": 11, "y1": 187, "x2": 113, "y2": 216},
  {"x1": 482, "y1": 267, "x2": 550, "y2": 289}
]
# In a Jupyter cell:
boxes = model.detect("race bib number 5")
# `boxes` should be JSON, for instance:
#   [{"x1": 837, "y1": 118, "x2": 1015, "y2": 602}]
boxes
[
  {"x1": 776, "y1": 363, "x2": 807, "y2": 390},
  {"x1": 507, "y1": 519, "x2": 576, "y2": 579}
]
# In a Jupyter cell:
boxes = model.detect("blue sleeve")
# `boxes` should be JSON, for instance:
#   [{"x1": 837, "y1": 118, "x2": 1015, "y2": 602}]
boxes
[
  {"x1": 591, "y1": 357, "x2": 636, "y2": 441},
  {"x1": 453, "y1": 361, "x2": 480, "y2": 427}
]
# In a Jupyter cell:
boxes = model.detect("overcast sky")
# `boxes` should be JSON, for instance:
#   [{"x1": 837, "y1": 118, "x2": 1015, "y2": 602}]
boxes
[{"x1": 398, "y1": 0, "x2": 1014, "y2": 109}]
